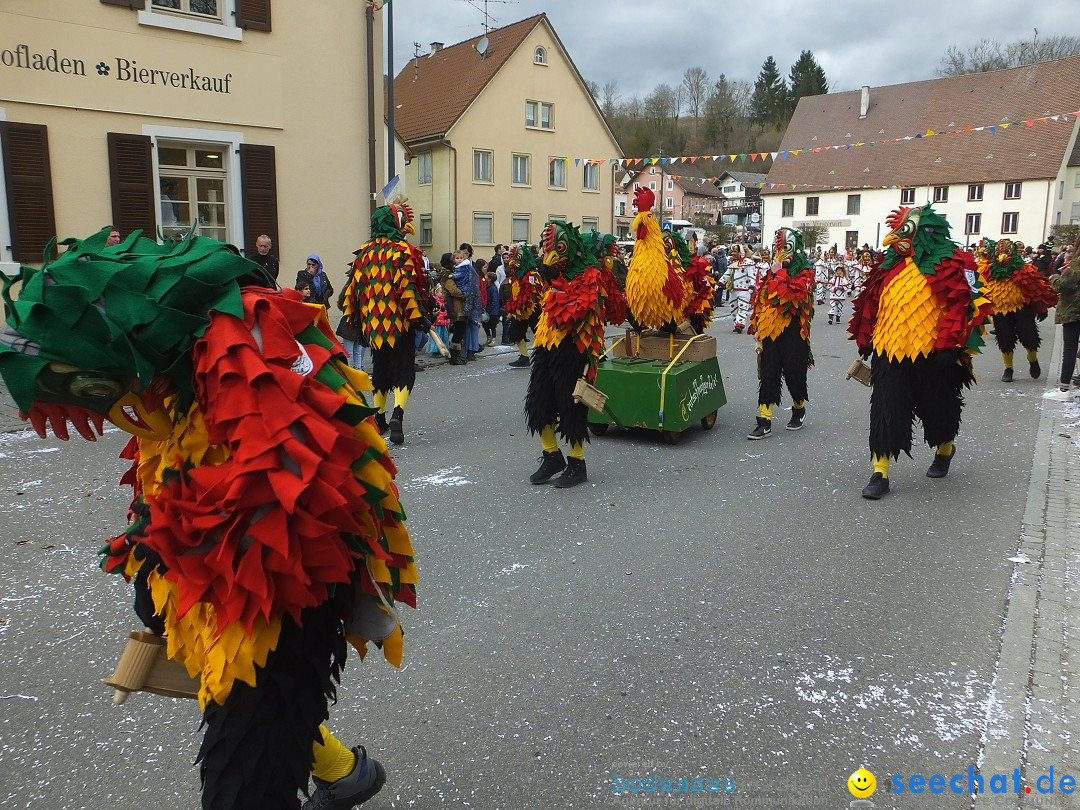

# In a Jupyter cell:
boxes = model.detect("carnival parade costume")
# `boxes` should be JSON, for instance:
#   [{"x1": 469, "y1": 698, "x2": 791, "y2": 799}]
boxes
[
  {"x1": 661, "y1": 228, "x2": 715, "y2": 334},
  {"x1": 724, "y1": 245, "x2": 756, "y2": 333},
  {"x1": 827, "y1": 267, "x2": 852, "y2": 325},
  {"x1": 0, "y1": 230, "x2": 417, "y2": 809},
  {"x1": 624, "y1": 187, "x2": 684, "y2": 331},
  {"x1": 504, "y1": 242, "x2": 545, "y2": 368},
  {"x1": 975, "y1": 238, "x2": 1057, "y2": 382},
  {"x1": 746, "y1": 228, "x2": 815, "y2": 439},
  {"x1": 848, "y1": 205, "x2": 992, "y2": 499},
  {"x1": 525, "y1": 221, "x2": 626, "y2": 488},
  {"x1": 342, "y1": 202, "x2": 429, "y2": 445}
]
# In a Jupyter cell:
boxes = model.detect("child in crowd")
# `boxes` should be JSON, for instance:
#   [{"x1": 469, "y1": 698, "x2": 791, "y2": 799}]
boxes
[
  {"x1": 484, "y1": 271, "x2": 501, "y2": 346},
  {"x1": 431, "y1": 284, "x2": 450, "y2": 356}
]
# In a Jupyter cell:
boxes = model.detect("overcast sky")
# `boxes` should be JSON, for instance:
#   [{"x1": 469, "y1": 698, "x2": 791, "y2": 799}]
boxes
[{"x1": 388, "y1": 0, "x2": 1076, "y2": 100}]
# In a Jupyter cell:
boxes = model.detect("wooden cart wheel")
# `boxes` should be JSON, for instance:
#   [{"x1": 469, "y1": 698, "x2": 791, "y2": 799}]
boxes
[
  {"x1": 700, "y1": 411, "x2": 718, "y2": 430},
  {"x1": 662, "y1": 430, "x2": 682, "y2": 445},
  {"x1": 588, "y1": 422, "x2": 609, "y2": 436}
]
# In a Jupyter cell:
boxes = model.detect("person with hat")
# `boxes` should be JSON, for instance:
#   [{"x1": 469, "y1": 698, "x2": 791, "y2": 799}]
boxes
[{"x1": 723, "y1": 244, "x2": 756, "y2": 333}]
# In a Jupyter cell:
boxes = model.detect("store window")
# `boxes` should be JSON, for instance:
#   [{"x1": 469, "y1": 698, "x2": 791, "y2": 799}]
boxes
[{"x1": 157, "y1": 142, "x2": 228, "y2": 242}]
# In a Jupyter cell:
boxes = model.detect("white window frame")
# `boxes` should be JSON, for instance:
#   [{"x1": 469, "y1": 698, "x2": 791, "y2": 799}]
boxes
[
  {"x1": 965, "y1": 213, "x2": 981, "y2": 236},
  {"x1": 582, "y1": 162, "x2": 599, "y2": 192},
  {"x1": 417, "y1": 151, "x2": 432, "y2": 186},
  {"x1": 526, "y1": 100, "x2": 553, "y2": 130},
  {"x1": 143, "y1": 124, "x2": 244, "y2": 247},
  {"x1": 1002, "y1": 211, "x2": 1019, "y2": 234},
  {"x1": 933, "y1": 185, "x2": 949, "y2": 203},
  {"x1": 473, "y1": 149, "x2": 493, "y2": 184},
  {"x1": 534, "y1": 46, "x2": 547, "y2": 65},
  {"x1": 968, "y1": 184, "x2": 984, "y2": 202},
  {"x1": 472, "y1": 212, "x2": 494, "y2": 246},
  {"x1": 1074, "y1": 170, "x2": 1080, "y2": 188},
  {"x1": 549, "y1": 157, "x2": 567, "y2": 190},
  {"x1": 548, "y1": 214, "x2": 566, "y2": 223},
  {"x1": 666, "y1": 197, "x2": 674, "y2": 209},
  {"x1": 418, "y1": 214, "x2": 433, "y2": 246},
  {"x1": 139, "y1": 0, "x2": 242, "y2": 41},
  {"x1": 1004, "y1": 181, "x2": 1022, "y2": 200},
  {"x1": 511, "y1": 214, "x2": 530, "y2": 243},
  {"x1": 900, "y1": 187, "x2": 916, "y2": 205},
  {"x1": 581, "y1": 217, "x2": 599, "y2": 234},
  {"x1": 0, "y1": 105, "x2": 17, "y2": 273},
  {"x1": 512, "y1": 153, "x2": 530, "y2": 186},
  {"x1": 649, "y1": 181, "x2": 656, "y2": 191}
]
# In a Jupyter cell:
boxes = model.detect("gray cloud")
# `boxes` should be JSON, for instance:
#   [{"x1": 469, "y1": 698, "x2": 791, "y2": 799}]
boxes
[{"x1": 389, "y1": 1, "x2": 1072, "y2": 100}]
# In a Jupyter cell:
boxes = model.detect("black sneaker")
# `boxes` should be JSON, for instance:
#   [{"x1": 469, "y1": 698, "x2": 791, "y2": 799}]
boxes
[
  {"x1": 746, "y1": 417, "x2": 771, "y2": 440},
  {"x1": 926, "y1": 447, "x2": 955, "y2": 478},
  {"x1": 552, "y1": 457, "x2": 587, "y2": 488},
  {"x1": 529, "y1": 450, "x2": 566, "y2": 484},
  {"x1": 508, "y1": 355, "x2": 530, "y2": 368},
  {"x1": 466, "y1": 352, "x2": 477, "y2": 361},
  {"x1": 1029, "y1": 359, "x2": 1041, "y2": 379},
  {"x1": 1001, "y1": 368, "x2": 1014, "y2": 383},
  {"x1": 785, "y1": 407, "x2": 805, "y2": 431},
  {"x1": 388, "y1": 407, "x2": 404, "y2": 445},
  {"x1": 861, "y1": 472, "x2": 890, "y2": 500},
  {"x1": 303, "y1": 746, "x2": 386, "y2": 810},
  {"x1": 373, "y1": 412, "x2": 388, "y2": 434}
]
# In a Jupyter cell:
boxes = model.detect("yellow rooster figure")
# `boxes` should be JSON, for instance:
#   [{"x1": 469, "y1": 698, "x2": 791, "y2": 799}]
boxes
[{"x1": 625, "y1": 186, "x2": 684, "y2": 330}]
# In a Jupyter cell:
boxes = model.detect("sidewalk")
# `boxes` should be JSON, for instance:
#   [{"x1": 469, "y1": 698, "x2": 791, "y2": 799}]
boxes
[{"x1": 975, "y1": 329, "x2": 1079, "y2": 808}]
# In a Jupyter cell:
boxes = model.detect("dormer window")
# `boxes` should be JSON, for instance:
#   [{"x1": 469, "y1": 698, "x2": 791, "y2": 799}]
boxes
[{"x1": 534, "y1": 46, "x2": 547, "y2": 65}]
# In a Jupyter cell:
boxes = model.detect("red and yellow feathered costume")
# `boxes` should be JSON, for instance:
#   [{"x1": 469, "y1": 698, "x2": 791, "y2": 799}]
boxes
[
  {"x1": 625, "y1": 187, "x2": 684, "y2": 330},
  {"x1": 745, "y1": 227, "x2": 815, "y2": 438},
  {"x1": 849, "y1": 204, "x2": 991, "y2": 498},
  {"x1": 504, "y1": 242, "x2": 546, "y2": 366},
  {"x1": 975, "y1": 237, "x2": 1057, "y2": 381}
]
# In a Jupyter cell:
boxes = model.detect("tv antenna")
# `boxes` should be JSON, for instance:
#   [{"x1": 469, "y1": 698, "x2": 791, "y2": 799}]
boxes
[{"x1": 456, "y1": 0, "x2": 519, "y2": 35}]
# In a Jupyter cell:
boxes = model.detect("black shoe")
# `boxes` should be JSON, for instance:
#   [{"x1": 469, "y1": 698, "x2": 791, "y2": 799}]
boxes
[
  {"x1": 388, "y1": 407, "x2": 404, "y2": 445},
  {"x1": 926, "y1": 447, "x2": 955, "y2": 478},
  {"x1": 373, "y1": 412, "x2": 388, "y2": 434},
  {"x1": 747, "y1": 417, "x2": 771, "y2": 440},
  {"x1": 530, "y1": 450, "x2": 566, "y2": 484},
  {"x1": 552, "y1": 457, "x2": 587, "y2": 488},
  {"x1": 303, "y1": 745, "x2": 386, "y2": 810},
  {"x1": 476, "y1": 344, "x2": 485, "y2": 353},
  {"x1": 466, "y1": 352, "x2": 477, "y2": 361},
  {"x1": 1001, "y1": 368, "x2": 1014, "y2": 383},
  {"x1": 861, "y1": 472, "x2": 890, "y2": 499},
  {"x1": 785, "y1": 407, "x2": 805, "y2": 431},
  {"x1": 449, "y1": 348, "x2": 466, "y2": 366},
  {"x1": 509, "y1": 354, "x2": 530, "y2": 368},
  {"x1": 828, "y1": 316, "x2": 834, "y2": 324},
  {"x1": 1029, "y1": 359, "x2": 1041, "y2": 379}
]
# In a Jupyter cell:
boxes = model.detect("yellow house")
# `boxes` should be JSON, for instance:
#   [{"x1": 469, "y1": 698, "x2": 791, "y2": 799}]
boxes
[
  {"x1": 0, "y1": 0, "x2": 387, "y2": 279},
  {"x1": 393, "y1": 14, "x2": 622, "y2": 256}
]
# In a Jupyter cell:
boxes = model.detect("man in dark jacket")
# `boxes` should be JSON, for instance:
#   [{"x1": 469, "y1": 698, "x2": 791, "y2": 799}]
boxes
[{"x1": 245, "y1": 233, "x2": 280, "y2": 282}]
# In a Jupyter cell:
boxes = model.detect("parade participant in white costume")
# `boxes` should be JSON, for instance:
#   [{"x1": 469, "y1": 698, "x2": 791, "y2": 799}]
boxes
[{"x1": 724, "y1": 245, "x2": 757, "y2": 333}]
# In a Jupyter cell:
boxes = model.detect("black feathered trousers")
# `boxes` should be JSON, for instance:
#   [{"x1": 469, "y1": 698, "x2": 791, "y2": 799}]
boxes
[
  {"x1": 758, "y1": 320, "x2": 810, "y2": 408},
  {"x1": 992, "y1": 305, "x2": 1041, "y2": 355},
  {"x1": 525, "y1": 339, "x2": 589, "y2": 446}
]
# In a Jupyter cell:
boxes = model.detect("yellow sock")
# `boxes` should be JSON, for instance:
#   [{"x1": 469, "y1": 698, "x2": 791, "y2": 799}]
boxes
[
  {"x1": 516, "y1": 339, "x2": 527, "y2": 357},
  {"x1": 937, "y1": 440, "x2": 955, "y2": 458},
  {"x1": 873, "y1": 454, "x2": 891, "y2": 477},
  {"x1": 373, "y1": 391, "x2": 387, "y2": 411},
  {"x1": 758, "y1": 403, "x2": 773, "y2": 419},
  {"x1": 393, "y1": 386, "x2": 410, "y2": 410},
  {"x1": 792, "y1": 400, "x2": 806, "y2": 409},
  {"x1": 540, "y1": 425, "x2": 558, "y2": 453},
  {"x1": 1001, "y1": 351, "x2": 1013, "y2": 370},
  {"x1": 311, "y1": 725, "x2": 356, "y2": 782},
  {"x1": 1026, "y1": 349, "x2": 1038, "y2": 363},
  {"x1": 569, "y1": 441, "x2": 585, "y2": 460}
]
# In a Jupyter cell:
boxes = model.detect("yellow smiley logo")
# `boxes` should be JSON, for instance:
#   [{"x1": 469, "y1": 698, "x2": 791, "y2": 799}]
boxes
[{"x1": 848, "y1": 767, "x2": 876, "y2": 798}]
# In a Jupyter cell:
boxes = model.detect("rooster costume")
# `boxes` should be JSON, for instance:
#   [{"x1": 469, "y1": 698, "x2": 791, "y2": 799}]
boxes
[
  {"x1": 525, "y1": 221, "x2": 625, "y2": 488},
  {"x1": 342, "y1": 202, "x2": 428, "y2": 445},
  {"x1": 746, "y1": 228, "x2": 815, "y2": 439},
  {"x1": 504, "y1": 242, "x2": 545, "y2": 368},
  {"x1": 662, "y1": 228, "x2": 715, "y2": 334},
  {"x1": 625, "y1": 187, "x2": 684, "y2": 330},
  {"x1": 849, "y1": 204, "x2": 991, "y2": 499},
  {"x1": 975, "y1": 237, "x2": 1057, "y2": 382},
  {"x1": 0, "y1": 230, "x2": 417, "y2": 809}
]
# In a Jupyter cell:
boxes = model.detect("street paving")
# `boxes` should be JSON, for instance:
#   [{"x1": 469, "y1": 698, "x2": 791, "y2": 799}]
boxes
[{"x1": 0, "y1": 309, "x2": 1076, "y2": 809}]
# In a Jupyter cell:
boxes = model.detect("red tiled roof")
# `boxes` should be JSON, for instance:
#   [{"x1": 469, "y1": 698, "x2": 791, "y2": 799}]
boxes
[
  {"x1": 764, "y1": 55, "x2": 1080, "y2": 193},
  {"x1": 392, "y1": 14, "x2": 545, "y2": 144}
]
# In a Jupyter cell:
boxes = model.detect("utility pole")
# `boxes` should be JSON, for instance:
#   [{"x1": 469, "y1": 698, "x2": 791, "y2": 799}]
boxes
[
  {"x1": 386, "y1": 0, "x2": 395, "y2": 181},
  {"x1": 658, "y1": 145, "x2": 665, "y2": 224}
]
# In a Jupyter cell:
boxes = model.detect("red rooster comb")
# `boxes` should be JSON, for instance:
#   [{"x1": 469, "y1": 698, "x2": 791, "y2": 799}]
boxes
[
  {"x1": 391, "y1": 202, "x2": 414, "y2": 227},
  {"x1": 886, "y1": 207, "x2": 912, "y2": 230},
  {"x1": 633, "y1": 186, "x2": 655, "y2": 213}
]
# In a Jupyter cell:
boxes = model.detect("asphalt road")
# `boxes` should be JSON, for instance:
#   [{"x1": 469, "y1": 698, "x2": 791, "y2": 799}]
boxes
[{"x1": 0, "y1": 308, "x2": 1057, "y2": 809}]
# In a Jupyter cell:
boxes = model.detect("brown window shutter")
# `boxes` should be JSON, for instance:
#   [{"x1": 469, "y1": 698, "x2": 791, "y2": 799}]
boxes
[
  {"x1": 239, "y1": 144, "x2": 279, "y2": 256},
  {"x1": 0, "y1": 122, "x2": 58, "y2": 263},
  {"x1": 99, "y1": 0, "x2": 146, "y2": 8},
  {"x1": 107, "y1": 133, "x2": 157, "y2": 239},
  {"x1": 235, "y1": 0, "x2": 271, "y2": 31}
]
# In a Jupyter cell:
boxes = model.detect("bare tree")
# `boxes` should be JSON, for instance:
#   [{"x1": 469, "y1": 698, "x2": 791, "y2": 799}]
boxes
[
  {"x1": 938, "y1": 34, "x2": 1080, "y2": 76},
  {"x1": 584, "y1": 78, "x2": 601, "y2": 101},
  {"x1": 601, "y1": 80, "x2": 620, "y2": 121},
  {"x1": 682, "y1": 67, "x2": 710, "y2": 122}
]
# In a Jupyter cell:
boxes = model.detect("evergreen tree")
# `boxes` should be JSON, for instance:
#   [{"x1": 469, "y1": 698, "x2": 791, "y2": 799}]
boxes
[
  {"x1": 750, "y1": 56, "x2": 787, "y2": 129},
  {"x1": 787, "y1": 50, "x2": 828, "y2": 115}
]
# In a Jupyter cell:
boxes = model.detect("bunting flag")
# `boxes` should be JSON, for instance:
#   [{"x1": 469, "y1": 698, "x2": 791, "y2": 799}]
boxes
[{"x1": 548, "y1": 108, "x2": 1080, "y2": 174}]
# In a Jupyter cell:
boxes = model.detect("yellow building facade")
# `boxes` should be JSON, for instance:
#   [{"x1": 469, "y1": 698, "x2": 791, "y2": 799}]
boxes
[{"x1": 0, "y1": 0, "x2": 386, "y2": 280}]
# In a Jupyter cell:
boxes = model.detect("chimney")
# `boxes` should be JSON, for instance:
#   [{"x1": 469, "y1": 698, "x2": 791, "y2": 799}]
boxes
[
  {"x1": 430, "y1": 42, "x2": 444, "y2": 54},
  {"x1": 859, "y1": 86, "x2": 870, "y2": 119}
]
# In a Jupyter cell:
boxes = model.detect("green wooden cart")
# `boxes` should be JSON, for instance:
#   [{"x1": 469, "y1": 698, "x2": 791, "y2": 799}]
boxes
[{"x1": 586, "y1": 351, "x2": 727, "y2": 444}]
